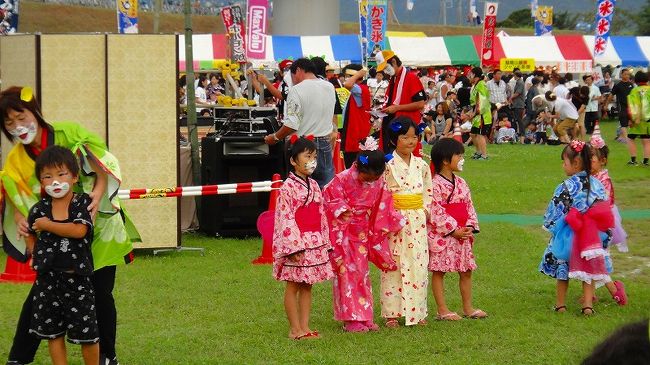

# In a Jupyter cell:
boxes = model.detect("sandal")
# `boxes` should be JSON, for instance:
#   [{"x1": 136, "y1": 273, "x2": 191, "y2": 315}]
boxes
[
  {"x1": 344, "y1": 322, "x2": 369, "y2": 333},
  {"x1": 417, "y1": 319, "x2": 428, "y2": 326},
  {"x1": 385, "y1": 319, "x2": 400, "y2": 328},
  {"x1": 463, "y1": 309, "x2": 488, "y2": 319},
  {"x1": 435, "y1": 312, "x2": 462, "y2": 321},
  {"x1": 553, "y1": 305, "x2": 567, "y2": 312},
  {"x1": 363, "y1": 321, "x2": 380, "y2": 331},
  {"x1": 290, "y1": 333, "x2": 310, "y2": 340},
  {"x1": 581, "y1": 307, "x2": 595, "y2": 316}
]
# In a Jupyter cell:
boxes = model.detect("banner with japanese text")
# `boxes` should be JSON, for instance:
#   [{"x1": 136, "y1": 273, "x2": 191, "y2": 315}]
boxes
[
  {"x1": 359, "y1": 0, "x2": 368, "y2": 65},
  {"x1": 246, "y1": 0, "x2": 268, "y2": 59},
  {"x1": 0, "y1": 0, "x2": 19, "y2": 34},
  {"x1": 366, "y1": 0, "x2": 387, "y2": 61},
  {"x1": 593, "y1": 0, "x2": 616, "y2": 57},
  {"x1": 500, "y1": 58, "x2": 535, "y2": 72},
  {"x1": 480, "y1": 2, "x2": 498, "y2": 67},
  {"x1": 534, "y1": 6, "x2": 553, "y2": 36},
  {"x1": 116, "y1": 0, "x2": 138, "y2": 34},
  {"x1": 222, "y1": 5, "x2": 247, "y2": 63}
]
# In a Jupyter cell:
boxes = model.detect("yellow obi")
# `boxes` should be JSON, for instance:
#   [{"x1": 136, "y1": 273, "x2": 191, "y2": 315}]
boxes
[{"x1": 392, "y1": 194, "x2": 423, "y2": 210}]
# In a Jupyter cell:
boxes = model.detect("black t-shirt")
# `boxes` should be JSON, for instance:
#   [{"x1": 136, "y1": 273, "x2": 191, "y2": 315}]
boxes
[
  {"x1": 28, "y1": 193, "x2": 94, "y2": 275},
  {"x1": 611, "y1": 81, "x2": 634, "y2": 108}
]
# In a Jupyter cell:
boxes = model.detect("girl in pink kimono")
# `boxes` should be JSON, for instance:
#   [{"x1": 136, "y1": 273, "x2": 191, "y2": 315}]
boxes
[
  {"x1": 324, "y1": 137, "x2": 404, "y2": 333},
  {"x1": 428, "y1": 138, "x2": 487, "y2": 321},
  {"x1": 380, "y1": 117, "x2": 433, "y2": 327},
  {"x1": 272, "y1": 136, "x2": 334, "y2": 340}
]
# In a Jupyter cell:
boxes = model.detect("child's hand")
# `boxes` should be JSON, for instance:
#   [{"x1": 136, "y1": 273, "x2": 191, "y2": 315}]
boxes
[
  {"x1": 32, "y1": 217, "x2": 51, "y2": 233},
  {"x1": 288, "y1": 251, "x2": 304, "y2": 262},
  {"x1": 451, "y1": 227, "x2": 473, "y2": 240},
  {"x1": 13, "y1": 212, "x2": 30, "y2": 240}
]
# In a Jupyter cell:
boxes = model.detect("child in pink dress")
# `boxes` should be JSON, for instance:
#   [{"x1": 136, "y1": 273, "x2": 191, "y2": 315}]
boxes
[
  {"x1": 272, "y1": 136, "x2": 334, "y2": 340},
  {"x1": 324, "y1": 137, "x2": 404, "y2": 333},
  {"x1": 428, "y1": 138, "x2": 486, "y2": 320},
  {"x1": 590, "y1": 134, "x2": 628, "y2": 305}
]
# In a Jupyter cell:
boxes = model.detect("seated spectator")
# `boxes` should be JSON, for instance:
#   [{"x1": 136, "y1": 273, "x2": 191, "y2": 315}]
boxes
[
  {"x1": 423, "y1": 102, "x2": 453, "y2": 144},
  {"x1": 495, "y1": 114, "x2": 517, "y2": 144},
  {"x1": 523, "y1": 122, "x2": 537, "y2": 144}
]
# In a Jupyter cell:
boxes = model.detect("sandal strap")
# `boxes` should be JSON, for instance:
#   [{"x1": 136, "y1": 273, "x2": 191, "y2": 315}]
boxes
[{"x1": 554, "y1": 305, "x2": 567, "y2": 311}]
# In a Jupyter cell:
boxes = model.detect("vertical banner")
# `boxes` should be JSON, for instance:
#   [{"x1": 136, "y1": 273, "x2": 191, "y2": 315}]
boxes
[
  {"x1": 534, "y1": 6, "x2": 553, "y2": 36},
  {"x1": 0, "y1": 0, "x2": 19, "y2": 34},
  {"x1": 246, "y1": 0, "x2": 268, "y2": 60},
  {"x1": 367, "y1": 0, "x2": 387, "y2": 62},
  {"x1": 480, "y1": 2, "x2": 498, "y2": 67},
  {"x1": 222, "y1": 5, "x2": 247, "y2": 63},
  {"x1": 116, "y1": 0, "x2": 138, "y2": 34},
  {"x1": 359, "y1": 0, "x2": 368, "y2": 65},
  {"x1": 594, "y1": 0, "x2": 616, "y2": 57}
]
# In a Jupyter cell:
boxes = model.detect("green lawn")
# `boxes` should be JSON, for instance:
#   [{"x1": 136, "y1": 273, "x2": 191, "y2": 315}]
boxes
[{"x1": 1, "y1": 120, "x2": 649, "y2": 364}]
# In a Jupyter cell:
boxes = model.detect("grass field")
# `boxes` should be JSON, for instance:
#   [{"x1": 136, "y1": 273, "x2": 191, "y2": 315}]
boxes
[{"x1": 1, "y1": 120, "x2": 649, "y2": 364}]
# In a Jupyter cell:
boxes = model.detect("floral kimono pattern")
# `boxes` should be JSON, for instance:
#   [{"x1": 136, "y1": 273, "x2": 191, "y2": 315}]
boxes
[
  {"x1": 380, "y1": 154, "x2": 432, "y2": 325},
  {"x1": 539, "y1": 172, "x2": 608, "y2": 283},
  {"x1": 324, "y1": 166, "x2": 404, "y2": 323},
  {"x1": 427, "y1": 174, "x2": 479, "y2": 273},
  {"x1": 272, "y1": 173, "x2": 333, "y2": 284},
  {"x1": 1, "y1": 122, "x2": 139, "y2": 269},
  {"x1": 593, "y1": 169, "x2": 628, "y2": 252}
]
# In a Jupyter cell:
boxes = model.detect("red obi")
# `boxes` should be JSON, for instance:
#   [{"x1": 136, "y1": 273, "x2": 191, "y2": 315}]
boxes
[
  {"x1": 295, "y1": 202, "x2": 322, "y2": 233},
  {"x1": 565, "y1": 201, "x2": 614, "y2": 260},
  {"x1": 442, "y1": 202, "x2": 469, "y2": 227}
]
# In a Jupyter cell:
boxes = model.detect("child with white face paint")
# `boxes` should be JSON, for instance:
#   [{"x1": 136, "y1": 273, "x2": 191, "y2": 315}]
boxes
[
  {"x1": 26, "y1": 145, "x2": 99, "y2": 364},
  {"x1": 427, "y1": 138, "x2": 487, "y2": 321}
]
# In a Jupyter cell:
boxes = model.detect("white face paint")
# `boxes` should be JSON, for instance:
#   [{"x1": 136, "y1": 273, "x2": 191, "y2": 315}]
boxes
[
  {"x1": 44, "y1": 180, "x2": 70, "y2": 199},
  {"x1": 457, "y1": 158, "x2": 465, "y2": 171},
  {"x1": 9, "y1": 122, "x2": 37, "y2": 145},
  {"x1": 305, "y1": 160, "x2": 317, "y2": 174},
  {"x1": 383, "y1": 64, "x2": 396, "y2": 77}
]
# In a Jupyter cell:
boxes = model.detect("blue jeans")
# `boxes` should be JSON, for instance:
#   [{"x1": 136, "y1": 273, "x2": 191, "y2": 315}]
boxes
[{"x1": 311, "y1": 137, "x2": 335, "y2": 188}]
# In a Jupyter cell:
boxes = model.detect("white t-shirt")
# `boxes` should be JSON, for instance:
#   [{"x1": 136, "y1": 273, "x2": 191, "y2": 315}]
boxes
[
  {"x1": 552, "y1": 98, "x2": 579, "y2": 120},
  {"x1": 195, "y1": 86, "x2": 207, "y2": 103},
  {"x1": 586, "y1": 84, "x2": 601, "y2": 112},
  {"x1": 284, "y1": 78, "x2": 336, "y2": 138},
  {"x1": 553, "y1": 84, "x2": 570, "y2": 100}
]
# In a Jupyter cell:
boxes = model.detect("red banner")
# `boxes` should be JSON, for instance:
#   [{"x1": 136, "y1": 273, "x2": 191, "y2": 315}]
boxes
[
  {"x1": 221, "y1": 5, "x2": 247, "y2": 63},
  {"x1": 480, "y1": 2, "x2": 498, "y2": 67}
]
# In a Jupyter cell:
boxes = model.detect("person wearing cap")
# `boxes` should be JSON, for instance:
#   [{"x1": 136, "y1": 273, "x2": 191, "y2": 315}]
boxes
[
  {"x1": 545, "y1": 90, "x2": 579, "y2": 144},
  {"x1": 376, "y1": 50, "x2": 427, "y2": 151},
  {"x1": 340, "y1": 64, "x2": 372, "y2": 168},
  {"x1": 626, "y1": 70, "x2": 650, "y2": 166},
  {"x1": 326, "y1": 64, "x2": 341, "y2": 88},
  {"x1": 247, "y1": 59, "x2": 293, "y2": 120},
  {"x1": 468, "y1": 67, "x2": 491, "y2": 160},
  {"x1": 583, "y1": 74, "x2": 602, "y2": 134}
]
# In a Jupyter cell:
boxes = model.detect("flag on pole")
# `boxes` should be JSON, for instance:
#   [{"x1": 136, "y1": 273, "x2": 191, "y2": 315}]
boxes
[
  {"x1": 367, "y1": 0, "x2": 388, "y2": 62},
  {"x1": 480, "y1": 2, "x2": 498, "y2": 67},
  {"x1": 0, "y1": 0, "x2": 19, "y2": 34},
  {"x1": 116, "y1": 0, "x2": 138, "y2": 34},
  {"x1": 246, "y1": 0, "x2": 268, "y2": 60},
  {"x1": 534, "y1": 6, "x2": 553, "y2": 36},
  {"x1": 222, "y1": 5, "x2": 247, "y2": 63},
  {"x1": 594, "y1": 0, "x2": 616, "y2": 56}
]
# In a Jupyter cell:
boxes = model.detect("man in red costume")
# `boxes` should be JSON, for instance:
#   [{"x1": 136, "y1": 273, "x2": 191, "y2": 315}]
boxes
[
  {"x1": 340, "y1": 64, "x2": 371, "y2": 167},
  {"x1": 377, "y1": 50, "x2": 427, "y2": 153}
]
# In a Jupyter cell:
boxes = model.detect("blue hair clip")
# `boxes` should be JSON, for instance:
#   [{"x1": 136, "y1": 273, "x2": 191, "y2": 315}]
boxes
[
  {"x1": 390, "y1": 121, "x2": 403, "y2": 132},
  {"x1": 384, "y1": 153, "x2": 394, "y2": 162},
  {"x1": 416, "y1": 122, "x2": 427, "y2": 135},
  {"x1": 359, "y1": 155, "x2": 369, "y2": 165}
]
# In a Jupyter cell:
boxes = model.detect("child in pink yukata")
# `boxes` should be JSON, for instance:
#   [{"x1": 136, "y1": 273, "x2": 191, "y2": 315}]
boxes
[
  {"x1": 589, "y1": 134, "x2": 628, "y2": 306},
  {"x1": 428, "y1": 138, "x2": 487, "y2": 321},
  {"x1": 272, "y1": 136, "x2": 334, "y2": 340},
  {"x1": 324, "y1": 137, "x2": 404, "y2": 333}
]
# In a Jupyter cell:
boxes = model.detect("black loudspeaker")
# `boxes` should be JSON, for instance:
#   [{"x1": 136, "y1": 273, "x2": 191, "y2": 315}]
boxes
[{"x1": 199, "y1": 135, "x2": 286, "y2": 237}]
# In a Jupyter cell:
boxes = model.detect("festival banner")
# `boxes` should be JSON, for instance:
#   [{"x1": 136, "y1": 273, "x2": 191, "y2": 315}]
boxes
[
  {"x1": 0, "y1": 0, "x2": 19, "y2": 34},
  {"x1": 246, "y1": 0, "x2": 268, "y2": 60},
  {"x1": 480, "y1": 2, "x2": 498, "y2": 67},
  {"x1": 593, "y1": 0, "x2": 616, "y2": 57},
  {"x1": 367, "y1": 0, "x2": 387, "y2": 61},
  {"x1": 500, "y1": 58, "x2": 535, "y2": 72},
  {"x1": 534, "y1": 6, "x2": 553, "y2": 36},
  {"x1": 116, "y1": 0, "x2": 138, "y2": 34},
  {"x1": 359, "y1": 0, "x2": 369, "y2": 65},
  {"x1": 222, "y1": 5, "x2": 247, "y2": 63}
]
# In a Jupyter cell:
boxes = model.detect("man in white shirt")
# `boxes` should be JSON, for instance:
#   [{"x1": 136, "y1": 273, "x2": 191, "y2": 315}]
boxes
[
  {"x1": 263, "y1": 58, "x2": 337, "y2": 187},
  {"x1": 546, "y1": 91, "x2": 579, "y2": 143},
  {"x1": 487, "y1": 69, "x2": 508, "y2": 104},
  {"x1": 552, "y1": 76, "x2": 570, "y2": 100},
  {"x1": 583, "y1": 74, "x2": 602, "y2": 134}
]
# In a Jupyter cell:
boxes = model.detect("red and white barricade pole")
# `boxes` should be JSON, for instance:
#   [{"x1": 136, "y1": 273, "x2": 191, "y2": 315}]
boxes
[{"x1": 117, "y1": 180, "x2": 281, "y2": 200}]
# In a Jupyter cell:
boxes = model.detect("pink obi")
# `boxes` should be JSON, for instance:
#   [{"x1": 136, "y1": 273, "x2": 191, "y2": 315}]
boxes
[{"x1": 295, "y1": 202, "x2": 322, "y2": 233}]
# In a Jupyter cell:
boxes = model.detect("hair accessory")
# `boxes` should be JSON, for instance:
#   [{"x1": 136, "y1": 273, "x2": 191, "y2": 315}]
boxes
[
  {"x1": 359, "y1": 155, "x2": 369, "y2": 165},
  {"x1": 390, "y1": 121, "x2": 403, "y2": 133},
  {"x1": 289, "y1": 135, "x2": 299, "y2": 144},
  {"x1": 359, "y1": 136, "x2": 379, "y2": 151},
  {"x1": 384, "y1": 153, "x2": 394, "y2": 162},
  {"x1": 416, "y1": 122, "x2": 427, "y2": 135},
  {"x1": 570, "y1": 140, "x2": 585, "y2": 153},
  {"x1": 305, "y1": 135, "x2": 315, "y2": 141},
  {"x1": 20, "y1": 87, "x2": 34, "y2": 102},
  {"x1": 590, "y1": 135, "x2": 606, "y2": 150}
]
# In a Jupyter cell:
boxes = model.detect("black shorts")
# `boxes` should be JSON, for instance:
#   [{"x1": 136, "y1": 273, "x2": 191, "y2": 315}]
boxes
[
  {"x1": 619, "y1": 111, "x2": 630, "y2": 128},
  {"x1": 29, "y1": 271, "x2": 99, "y2": 344},
  {"x1": 471, "y1": 124, "x2": 491, "y2": 136},
  {"x1": 628, "y1": 134, "x2": 650, "y2": 140}
]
